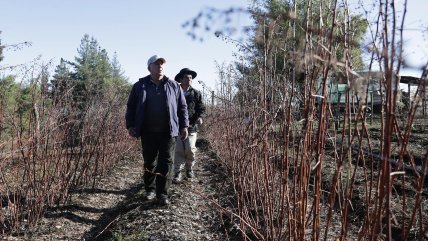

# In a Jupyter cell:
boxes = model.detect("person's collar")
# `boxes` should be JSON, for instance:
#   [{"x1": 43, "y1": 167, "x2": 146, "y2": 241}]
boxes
[
  {"x1": 182, "y1": 85, "x2": 192, "y2": 92},
  {"x1": 150, "y1": 75, "x2": 165, "y2": 85}
]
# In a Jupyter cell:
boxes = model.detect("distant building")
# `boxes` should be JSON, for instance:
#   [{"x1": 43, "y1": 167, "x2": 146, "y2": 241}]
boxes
[
  {"x1": 399, "y1": 75, "x2": 427, "y2": 116},
  {"x1": 316, "y1": 71, "x2": 427, "y2": 116}
]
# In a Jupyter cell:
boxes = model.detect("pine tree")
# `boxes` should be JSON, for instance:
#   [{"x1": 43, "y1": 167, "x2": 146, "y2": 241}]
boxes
[
  {"x1": 232, "y1": 0, "x2": 368, "y2": 109},
  {"x1": 50, "y1": 58, "x2": 72, "y2": 101},
  {"x1": 73, "y1": 34, "x2": 113, "y2": 103},
  {"x1": 109, "y1": 52, "x2": 130, "y2": 98},
  {"x1": 50, "y1": 34, "x2": 115, "y2": 146}
]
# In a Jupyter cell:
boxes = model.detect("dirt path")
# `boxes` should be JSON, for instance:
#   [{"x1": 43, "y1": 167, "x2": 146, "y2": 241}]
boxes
[{"x1": 4, "y1": 138, "x2": 231, "y2": 241}]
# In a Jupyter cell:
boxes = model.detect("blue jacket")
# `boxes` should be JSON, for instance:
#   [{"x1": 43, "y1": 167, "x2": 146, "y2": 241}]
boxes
[{"x1": 125, "y1": 75, "x2": 189, "y2": 138}]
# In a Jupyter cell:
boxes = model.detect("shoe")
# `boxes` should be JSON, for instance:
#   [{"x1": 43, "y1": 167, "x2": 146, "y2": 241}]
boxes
[
  {"x1": 186, "y1": 170, "x2": 194, "y2": 179},
  {"x1": 144, "y1": 191, "x2": 156, "y2": 201},
  {"x1": 157, "y1": 195, "x2": 170, "y2": 206},
  {"x1": 173, "y1": 172, "x2": 183, "y2": 183}
]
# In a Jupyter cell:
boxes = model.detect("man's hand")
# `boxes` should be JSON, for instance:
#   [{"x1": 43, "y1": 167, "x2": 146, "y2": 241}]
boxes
[
  {"x1": 128, "y1": 127, "x2": 137, "y2": 137},
  {"x1": 196, "y1": 118, "x2": 203, "y2": 125},
  {"x1": 180, "y1": 128, "x2": 188, "y2": 140}
]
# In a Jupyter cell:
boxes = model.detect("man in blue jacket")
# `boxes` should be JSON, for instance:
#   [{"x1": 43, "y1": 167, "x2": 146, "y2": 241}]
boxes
[{"x1": 125, "y1": 55, "x2": 189, "y2": 206}]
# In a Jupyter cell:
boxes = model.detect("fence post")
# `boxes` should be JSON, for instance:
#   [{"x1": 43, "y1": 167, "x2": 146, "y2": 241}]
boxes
[{"x1": 211, "y1": 91, "x2": 215, "y2": 105}]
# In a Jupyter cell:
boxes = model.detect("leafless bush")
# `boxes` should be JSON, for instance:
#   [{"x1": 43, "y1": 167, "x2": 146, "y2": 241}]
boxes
[
  {"x1": 0, "y1": 62, "x2": 137, "y2": 235},
  {"x1": 203, "y1": 0, "x2": 428, "y2": 240}
]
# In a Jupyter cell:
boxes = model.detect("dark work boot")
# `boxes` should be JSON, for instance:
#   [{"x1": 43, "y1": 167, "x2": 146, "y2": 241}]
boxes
[
  {"x1": 173, "y1": 172, "x2": 183, "y2": 183},
  {"x1": 144, "y1": 191, "x2": 156, "y2": 201},
  {"x1": 157, "y1": 195, "x2": 170, "y2": 206},
  {"x1": 186, "y1": 170, "x2": 194, "y2": 179}
]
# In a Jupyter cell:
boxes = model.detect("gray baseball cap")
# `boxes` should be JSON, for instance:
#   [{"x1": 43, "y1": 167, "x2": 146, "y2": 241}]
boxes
[{"x1": 147, "y1": 55, "x2": 166, "y2": 67}]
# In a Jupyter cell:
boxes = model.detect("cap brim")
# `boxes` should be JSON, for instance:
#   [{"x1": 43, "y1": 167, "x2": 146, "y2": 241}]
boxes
[
  {"x1": 148, "y1": 57, "x2": 166, "y2": 66},
  {"x1": 157, "y1": 58, "x2": 166, "y2": 64},
  {"x1": 152, "y1": 58, "x2": 166, "y2": 65}
]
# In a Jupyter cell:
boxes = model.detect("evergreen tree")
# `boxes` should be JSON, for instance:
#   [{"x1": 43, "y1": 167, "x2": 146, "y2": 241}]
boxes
[
  {"x1": 51, "y1": 58, "x2": 73, "y2": 101},
  {"x1": 73, "y1": 34, "x2": 112, "y2": 103},
  {"x1": 49, "y1": 34, "x2": 131, "y2": 145},
  {"x1": 247, "y1": 0, "x2": 368, "y2": 71},
  {"x1": 108, "y1": 52, "x2": 130, "y2": 98},
  {"x1": 0, "y1": 76, "x2": 18, "y2": 138},
  {"x1": 232, "y1": 0, "x2": 368, "y2": 109},
  {"x1": 1, "y1": 32, "x2": 11, "y2": 138},
  {"x1": 50, "y1": 35, "x2": 131, "y2": 103}
]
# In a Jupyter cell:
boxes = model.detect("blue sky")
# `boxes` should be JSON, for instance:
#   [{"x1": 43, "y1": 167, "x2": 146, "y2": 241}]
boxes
[
  {"x1": 1, "y1": 0, "x2": 252, "y2": 90},
  {"x1": 1, "y1": 0, "x2": 427, "y2": 91},
  {"x1": 348, "y1": 0, "x2": 428, "y2": 77}
]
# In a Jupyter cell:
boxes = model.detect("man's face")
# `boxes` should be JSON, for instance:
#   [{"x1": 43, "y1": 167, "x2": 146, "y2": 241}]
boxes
[
  {"x1": 180, "y1": 74, "x2": 192, "y2": 86},
  {"x1": 149, "y1": 60, "x2": 164, "y2": 77}
]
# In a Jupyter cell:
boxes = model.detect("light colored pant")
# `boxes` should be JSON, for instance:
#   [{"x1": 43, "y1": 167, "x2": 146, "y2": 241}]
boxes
[{"x1": 174, "y1": 132, "x2": 197, "y2": 173}]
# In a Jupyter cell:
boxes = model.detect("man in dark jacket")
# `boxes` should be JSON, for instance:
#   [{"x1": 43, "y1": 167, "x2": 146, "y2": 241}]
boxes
[
  {"x1": 125, "y1": 55, "x2": 189, "y2": 206},
  {"x1": 172, "y1": 68, "x2": 206, "y2": 182}
]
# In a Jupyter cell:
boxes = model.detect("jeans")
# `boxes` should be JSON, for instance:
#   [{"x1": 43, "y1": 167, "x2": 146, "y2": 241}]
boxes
[{"x1": 141, "y1": 132, "x2": 177, "y2": 197}]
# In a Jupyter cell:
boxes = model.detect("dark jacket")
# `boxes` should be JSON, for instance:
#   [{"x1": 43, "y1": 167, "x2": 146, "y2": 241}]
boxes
[
  {"x1": 125, "y1": 75, "x2": 189, "y2": 138},
  {"x1": 184, "y1": 86, "x2": 206, "y2": 133}
]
